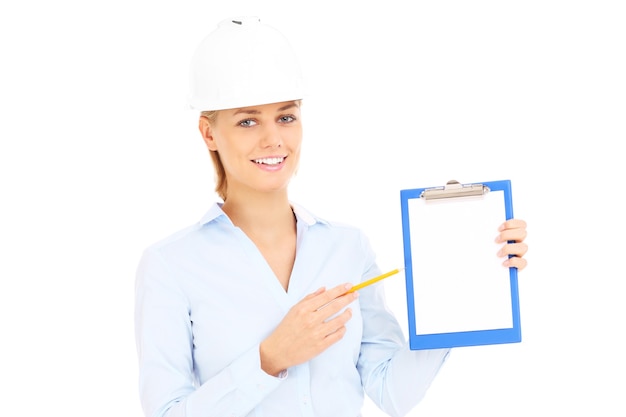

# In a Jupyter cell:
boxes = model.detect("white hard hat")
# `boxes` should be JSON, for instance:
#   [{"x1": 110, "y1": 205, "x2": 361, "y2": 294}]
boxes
[{"x1": 188, "y1": 17, "x2": 305, "y2": 111}]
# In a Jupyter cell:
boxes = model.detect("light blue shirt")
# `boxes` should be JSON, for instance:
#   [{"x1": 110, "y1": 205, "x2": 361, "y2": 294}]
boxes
[{"x1": 135, "y1": 202, "x2": 450, "y2": 417}]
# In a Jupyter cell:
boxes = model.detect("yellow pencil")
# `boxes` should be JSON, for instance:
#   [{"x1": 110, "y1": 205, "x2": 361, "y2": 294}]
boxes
[{"x1": 348, "y1": 268, "x2": 405, "y2": 293}]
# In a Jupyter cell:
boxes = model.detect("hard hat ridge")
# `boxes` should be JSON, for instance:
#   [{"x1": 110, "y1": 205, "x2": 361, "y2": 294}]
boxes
[{"x1": 188, "y1": 17, "x2": 305, "y2": 111}]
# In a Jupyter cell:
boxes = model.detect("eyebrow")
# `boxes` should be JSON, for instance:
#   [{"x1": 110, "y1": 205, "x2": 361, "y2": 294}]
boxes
[{"x1": 233, "y1": 102, "x2": 299, "y2": 116}]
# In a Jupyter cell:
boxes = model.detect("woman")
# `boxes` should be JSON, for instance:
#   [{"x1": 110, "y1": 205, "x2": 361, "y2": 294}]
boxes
[{"x1": 134, "y1": 17, "x2": 529, "y2": 417}]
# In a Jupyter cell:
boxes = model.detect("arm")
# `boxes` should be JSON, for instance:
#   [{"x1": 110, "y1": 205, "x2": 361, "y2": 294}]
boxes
[
  {"x1": 353, "y1": 232, "x2": 450, "y2": 417},
  {"x1": 134, "y1": 249, "x2": 283, "y2": 417},
  {"x1": 358, "y1": 218, "x2": 529, "y2": 416},
  {"x1": 356, "y1": 271, "x2": 450, "y2": 417}
]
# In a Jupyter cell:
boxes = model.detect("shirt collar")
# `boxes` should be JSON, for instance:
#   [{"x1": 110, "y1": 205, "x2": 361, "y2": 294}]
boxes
[
  {"x1": 198, "y1": 201, "x2": 329, "y2": 227},
  {"x1": 198, "y1": 202, "x2": 229, "y2": 226},
  {"x1": 290, "y1": 201, "x2": 328, "y2": 227}
]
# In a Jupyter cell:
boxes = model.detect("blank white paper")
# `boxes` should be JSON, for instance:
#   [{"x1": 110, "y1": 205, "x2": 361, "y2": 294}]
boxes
[{"x1": 407, "y1": 191, "x2": 513, "y2": 335}]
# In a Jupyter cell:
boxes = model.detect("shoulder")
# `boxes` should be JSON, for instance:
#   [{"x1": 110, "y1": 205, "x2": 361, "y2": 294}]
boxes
[
  {"x1": 143, "y1": 222, "x2": 203, "y2": 254},
  {"x1": 141, "y1": 202, "x2": 226, "y2": 257}
]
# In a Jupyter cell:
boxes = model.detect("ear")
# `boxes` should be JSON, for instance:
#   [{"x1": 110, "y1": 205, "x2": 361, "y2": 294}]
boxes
[{"x1": 198, "y1": 116, "x2": 218, "y2": 151}]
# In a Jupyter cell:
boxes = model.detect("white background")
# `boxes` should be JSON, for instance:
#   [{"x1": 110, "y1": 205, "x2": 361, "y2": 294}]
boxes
[{"x1": 1, "y1": 1, "x2": 624, "y2": 416}]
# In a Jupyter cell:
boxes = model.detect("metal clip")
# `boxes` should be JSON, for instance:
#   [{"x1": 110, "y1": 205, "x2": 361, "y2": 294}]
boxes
[{"x1": 420, "y1": 180, "x2": 490, "y2": 200}]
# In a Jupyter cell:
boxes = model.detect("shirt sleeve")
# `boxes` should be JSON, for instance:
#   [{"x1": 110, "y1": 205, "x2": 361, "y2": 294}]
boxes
[
  {"x1": 134, "y1": 248, "x2": 284, "y2": 417},
  {"x1": 355, "y1": 232, "x2": 451, "y2": 417}
]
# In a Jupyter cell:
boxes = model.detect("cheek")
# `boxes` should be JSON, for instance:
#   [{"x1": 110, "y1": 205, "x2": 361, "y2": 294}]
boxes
[
  {"x1": 287, "y1": 129, "x2": 303, "y2": 154},
  {"x1": 289, "y1": 141, "x2": 302, "y2": 166},
  {"x1": 212, "y1": 143, "x2": 241, "y2": 175},
  {"x1": 213, "y1": 134, "x2": 246, "y2": 161}
]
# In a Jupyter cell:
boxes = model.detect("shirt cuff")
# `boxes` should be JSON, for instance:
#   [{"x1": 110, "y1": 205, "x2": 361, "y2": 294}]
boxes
[{"x1": 229, "y1": 344, "x2": 285, "y2": 402}]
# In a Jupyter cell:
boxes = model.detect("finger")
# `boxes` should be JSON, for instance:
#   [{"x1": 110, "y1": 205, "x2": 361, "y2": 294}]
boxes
[
  {"x1": 496, "y1": 226, "x2": 527, "y2": 243},
  {"x1": 303, "y1": 287, "x2": 325, "y2": 300},
  {"x1": 321, "y1": 308, "x2": 353, "y2": 337},
  {"x1": 503, "y1": 255, "x2": 528, "y2": 271},
  {"x1": 498, "y1": 242, "x2": 528, "y2": 258},
  {"x1": 319, "y1": 323, "x2": 348, "y2": 347},
  {"x1": 498, "y1": 219, "x2": 527, "y2": 231},
  {"x1": 295, "y1": 287, "x2": 329, "y2": 313},
  {"x1": 313, "y1": 283, "x2": 354, "y2": 310},
  {"x1": 316, "y1": 291, "x2": 358, "y2": 317}
]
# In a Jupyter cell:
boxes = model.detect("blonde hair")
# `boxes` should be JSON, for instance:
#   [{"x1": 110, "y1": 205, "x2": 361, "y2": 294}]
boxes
[{"x1": 200, "y1": 110, "x2": 227, "y2": 201}]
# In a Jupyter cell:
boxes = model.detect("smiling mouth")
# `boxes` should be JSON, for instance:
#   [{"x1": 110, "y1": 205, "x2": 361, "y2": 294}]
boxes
[{"x1": 253, "y1": 157, "x2": 285, "y2": 165}]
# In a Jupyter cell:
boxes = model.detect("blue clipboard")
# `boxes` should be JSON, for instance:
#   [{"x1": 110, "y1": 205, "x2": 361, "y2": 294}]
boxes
[{"x1": 400, "y1": 179, "x2": 521, "y2": 350}]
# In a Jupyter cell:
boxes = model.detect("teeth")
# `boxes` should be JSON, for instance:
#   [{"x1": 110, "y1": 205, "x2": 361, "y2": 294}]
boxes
[{"x1": 254, "y1": 157, "x2": 284, "y2": 165}]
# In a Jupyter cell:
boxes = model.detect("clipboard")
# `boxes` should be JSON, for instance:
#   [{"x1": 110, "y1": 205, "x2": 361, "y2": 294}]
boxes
[{"x1": 400, "y1": 179, "x2": 521, "y2": 350}]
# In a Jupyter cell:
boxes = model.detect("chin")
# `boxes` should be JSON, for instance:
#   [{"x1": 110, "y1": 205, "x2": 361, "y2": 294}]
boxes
[{"x1": 260, "y1": 182, "x2": 291, "y2": 194}]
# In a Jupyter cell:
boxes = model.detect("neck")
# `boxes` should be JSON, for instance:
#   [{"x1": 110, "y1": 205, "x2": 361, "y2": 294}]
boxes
[{"x1": 222, "y1": 190, "x2": 294, "y2": 233}]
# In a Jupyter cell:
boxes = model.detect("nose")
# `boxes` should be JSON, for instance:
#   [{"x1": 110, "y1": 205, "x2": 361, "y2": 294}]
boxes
[{"x1": 259, "y1": 123, "x2": 282, "y2": 148}]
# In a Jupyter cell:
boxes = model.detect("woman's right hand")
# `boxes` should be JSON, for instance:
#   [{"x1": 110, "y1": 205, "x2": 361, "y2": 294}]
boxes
[{"x1": 259, "y1": 283, "x2": 358, "y2": 376}]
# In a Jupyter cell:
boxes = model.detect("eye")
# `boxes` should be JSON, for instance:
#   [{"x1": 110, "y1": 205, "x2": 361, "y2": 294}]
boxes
[
  {"x1": 278, "y1": 115, "x2": 296, "y2": 123},
  {"x1": 238, "y1": 119, "x2": 257, "y2": 127}
]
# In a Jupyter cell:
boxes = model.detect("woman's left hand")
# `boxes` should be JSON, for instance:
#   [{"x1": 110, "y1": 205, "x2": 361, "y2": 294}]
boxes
[{"x1": 496, "y1": 219, "x2": 528, "y2": 270}]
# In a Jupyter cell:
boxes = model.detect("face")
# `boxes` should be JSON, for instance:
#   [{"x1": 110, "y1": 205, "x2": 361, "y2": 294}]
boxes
[{"x1": 200, "y1": 101, "x2": 302, "y2": 197}]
